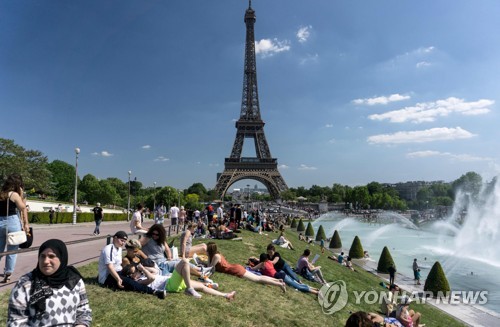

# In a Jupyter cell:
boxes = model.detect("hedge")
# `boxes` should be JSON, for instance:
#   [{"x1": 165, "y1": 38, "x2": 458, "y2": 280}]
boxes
[
  {"x1": 290, "y1": 219, "x2": 298, "y2": 228},
  {"x1": 28, "y1": 212, "x2": 129, "y2": 224},
  {"x1": 377, "y1": 246, "x2": 396, "y2": 273},
  {"x1": 315, "y1": 225, "x2": 326, "y2": 242},
  {"x1": 329, "y1": 230, "x2": 342, "y2": 248},
  {"x1": 305, "y1": 222, "x2": 315, "y2": 237},
  {"x1": 424, "y1": 261, "x2": 451, "y2": 296},
  {"x1": 296, "y1": 219, "x2": 305, "y2": 232},
  {"x1": 349, "y1": 235, "x2": 364, "y2": 259}
]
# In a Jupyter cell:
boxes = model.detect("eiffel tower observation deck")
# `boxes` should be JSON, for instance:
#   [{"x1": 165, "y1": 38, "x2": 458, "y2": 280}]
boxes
[{"x1": 215, "y1": 1, "x2": 288, "y2": 200}]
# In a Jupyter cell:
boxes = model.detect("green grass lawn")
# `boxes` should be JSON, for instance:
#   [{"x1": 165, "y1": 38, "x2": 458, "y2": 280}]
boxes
[{"x1": 0, "y1": 228, "x2": 466, "y2": 326}]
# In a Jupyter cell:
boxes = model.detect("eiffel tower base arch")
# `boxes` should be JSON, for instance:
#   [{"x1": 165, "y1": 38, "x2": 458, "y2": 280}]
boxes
[{"x1": 215, "y1": 168, "x2": 288, "y2": 200}]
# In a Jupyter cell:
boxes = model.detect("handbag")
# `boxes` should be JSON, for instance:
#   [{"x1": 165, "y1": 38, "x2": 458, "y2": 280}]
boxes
[
  {"x1": 19, "y1": 227, "x2": 33, "y2": 249},
  {"x1": 5, "y1": 192, "x2": 28, "y2": 246}
]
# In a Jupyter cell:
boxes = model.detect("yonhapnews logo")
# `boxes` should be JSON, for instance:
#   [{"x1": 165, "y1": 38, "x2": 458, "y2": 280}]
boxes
[{"x1": 318, "y1": 280, "x2": 349, "y2": 314}]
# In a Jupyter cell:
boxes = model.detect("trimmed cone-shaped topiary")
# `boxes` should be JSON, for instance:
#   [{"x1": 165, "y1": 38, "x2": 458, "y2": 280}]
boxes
[
  {"x1": 424, "y1": 261, "x2": 451, "y2": 296},
  {"x1": 296, "y1": 219, "x2": 305, "y2": 232},
  {"x1": 377, "y1": 246, "x2": 396, "y2": 273},
  {"x1": 290, "y1": 219, "x2": 298, "y2": 228},
  {"x1": 305, "y1": 222, "x2": 315, "y2": 237},
  {"x1": 315, "y1": 225, "x2": 327, "y2": 242},
  {"x1": 349, "y1": 235, "x2": 364, "y2": 259},
  {"x1": 329, "y1": 230, "x2": 342, "y2": 248}
]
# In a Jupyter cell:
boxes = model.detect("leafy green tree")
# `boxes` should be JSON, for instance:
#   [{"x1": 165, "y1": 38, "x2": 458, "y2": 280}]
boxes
[
  {"x1": 296, "y1": 219, "x2": 305, "y2": 232},
  {"x1": 452, "y1": 171, "x2": 482, "y2": 199},
  {"x1": 187, "y1": 183, "x2": 207, "y2": 198},
  {"x1": 106, "y1": 177, "x2": 128, "y2": 201},
  {"x1": 0, "y1": 138, "x2": 52, "y2": 194},
  {"x1": 280, "y1": 189, "x2": 297, "y2": 201},
  {"x1": 315, "y1": 225, "x2": 326, "y2": 242},
  {"x1": 305, "y1": 222, "x2": 315, "y2": 237},
  {"x1": 98, "y1": 179, "x2": 120, "y2": 206},
  {"x1": 47, "y1": 160, "x2": 77, "y2": 201},
  {"x1": 352, "y1": 186, "x2": 370, "y2": 209},
  {"x1": 377, "y1": 246, "x2": 396, "y2": 273},
  {"x1": 185, "y1": 193, "x2": 203, "y2": 210},
  {"x1": 79, "y1": 174, "x2": 100, "y2": 205},
  {"x1": 349, "y1": 236, "x2": 364, "y2": 259},
  {"x1": 329, "y1": 230, "x2": 342, "y2": 248},
  {"x1": 424, "y1": 261, "x2": 451, "y2": 296}
]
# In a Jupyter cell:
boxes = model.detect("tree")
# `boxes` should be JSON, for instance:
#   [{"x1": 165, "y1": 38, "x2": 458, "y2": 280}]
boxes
[
  {"x1": 0, "y1": 138, "x2": 52, "y2": 194},
  {"x1": 97, "y1": 179, "x2": 120, "y2": 206},
  {"x1": 187, "y1": 183, "x2": 207, "y2": 198},
  {"x1": 290, "y1": 218, "x2": 297, "y2": 228},
  {"x1": 296, "y1": 219, "x2": 305, "y2": 232},
  {"x1": 377, "y1": 246, "x2": 396, "y2": 273},
  {"x1": 452, "y1": 171, "x2": 482, "y2": 199},
  {"x1": 280, "y1": 189, "x2": 297, "y2": 201},
  {"x1": 424, "y1": 261, "x2": 451, "y2": 296},
  {"x1": 47, "y1": 160, "x2": 77, "y2": 201},
  {"x1": 329, "y1": 230, "x2": 342, "y2": 248},
  {"x1": 349, "y1": 236, "x2": 364, "y2": 259},
  {"x1": 315, "y1": 225, "x2": 326, "y2": 242},
  {"x1": 79, "y1": 174, "x2": 100, "y2": 205},
  {"x1": 185, "y1": 193, "x2": 203, "y2": 210},
  {"x1": 305, "y1": 222, "x2": 315, "y2": 237}
]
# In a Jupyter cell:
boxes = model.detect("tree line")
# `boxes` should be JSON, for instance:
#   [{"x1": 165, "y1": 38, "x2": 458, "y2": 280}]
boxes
[{"x1": 0, "y1": 138, "x2": 487, "y2": 211}]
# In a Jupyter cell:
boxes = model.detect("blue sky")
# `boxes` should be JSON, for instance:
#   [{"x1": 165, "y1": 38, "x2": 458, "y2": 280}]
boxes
[{"x1": 2, "y1": 0, "x2": 499, "y2": 190}]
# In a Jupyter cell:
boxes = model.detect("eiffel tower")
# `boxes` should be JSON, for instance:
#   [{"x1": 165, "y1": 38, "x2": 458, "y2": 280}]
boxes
[{"x1": 215, "y1": 2, "x2": 288, "y2": 200}]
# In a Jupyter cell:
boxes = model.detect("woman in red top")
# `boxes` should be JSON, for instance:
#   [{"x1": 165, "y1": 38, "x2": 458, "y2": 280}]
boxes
[{"x1": 206, "y1": 242, "x2": 286, "y2": 292}]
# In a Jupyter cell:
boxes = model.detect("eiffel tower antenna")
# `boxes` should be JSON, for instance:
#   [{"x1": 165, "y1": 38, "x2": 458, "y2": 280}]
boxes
[{"x1": 215, "y1": 3, "x2": 288, "y2": 200}]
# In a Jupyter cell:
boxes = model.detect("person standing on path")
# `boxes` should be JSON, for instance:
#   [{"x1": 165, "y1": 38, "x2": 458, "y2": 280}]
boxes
[
  {"x1": 92, "y1": 202, "x2": 104, "y2": 236},
  {"x1": 170, "y1": 204, "x2": 179, "y2": 227},
  {"x1": 48, "y1": 207, "x2": 55, "y2": 225},
  {"x1": 413, "y1": 258, "x2": 419, "y2": 282},
  {"x1": 155, "y1": 202, "x2": 166, "y2": 225},
  {"x1": 388, "y1": 264, "x2": 397, "y2": 286}
]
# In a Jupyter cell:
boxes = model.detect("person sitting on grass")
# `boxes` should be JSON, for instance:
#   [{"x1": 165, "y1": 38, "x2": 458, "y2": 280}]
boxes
[
  {"x1": 251, "y1": 253, "x2": 319, "y2": 297},
  {"x1": 396, "y1": 297, "x2": 424, "y2": 327},
  {"x1": 206, "y1": 242, "x2": 286, "y2": 292},
  {"x1": 122, "y1": 260, "x2": 236, "y2": 301},
  {"x1": 345, "y1": 256, "x2": 355, "y2": 271},
  {"x1": 122, "y1": 239, "x2": 158, "y2": 275},
  {"x1": 180, "y1": 222, "x2": 207, "y2": 259},
  {"x1": 266, "y1": 244, "x2": 301, "y2": 283},
  {"x1": 296, "y1": 249, "x2": 327, "y2": 284},
  {"x1": 381, "y1": 284, "x2": 400, "y2": 317},
  {"x1": 345, "y1": 311, "x2": 403, "y2": 327},
  {"x1": 97, "y1": 231, "x2": 166, "y2": 299},
  {"x1": 273, "y1": 232, "x2": 294, "y2": 250}
]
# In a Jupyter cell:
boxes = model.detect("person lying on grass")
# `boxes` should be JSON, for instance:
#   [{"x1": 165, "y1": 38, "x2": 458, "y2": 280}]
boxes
[
  {"x1": 206, "y1": 242, "x2": 286, "y2": 292},
  {"x1": 122, "y1": 259, "x2": 236, "y2": 301},
  {"x1": 266, "y1": 244, "x2": 301, "y2": 283},
  {"x1": 250, "y1": 253, "x2": 319, "y2": 297}
]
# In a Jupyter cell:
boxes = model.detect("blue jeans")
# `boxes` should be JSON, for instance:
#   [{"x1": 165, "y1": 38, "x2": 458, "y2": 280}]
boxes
[
  {"x1": 277, "y1": 272, "x2": 310, "y2": 293},
  {"x1": 0, "y1": 215, "x2": 22, "y2": 274},
  {"x1": 158, "y1": 260, "x2": 178, "y2": 276},
  {"x1": 94, "y1": 219, "x2": 102, "y2": 234},
  {"x1": 281, "y1": 262, "x2": 300, "y2": 282}
]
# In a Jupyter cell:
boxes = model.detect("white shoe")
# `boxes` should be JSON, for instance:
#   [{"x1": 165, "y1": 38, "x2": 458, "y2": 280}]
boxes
[
  {"x1": 201, "y1": 266, "x2": 214, "y2": 278},
  {"x1": 199, "y1": 276, "x2": 213, "y2": 284}
]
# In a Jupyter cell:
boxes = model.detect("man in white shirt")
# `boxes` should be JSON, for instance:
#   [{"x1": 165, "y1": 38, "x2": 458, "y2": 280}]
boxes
[
  {"x1": 170, "y1": 204, "x2": 179, "y2": 226},
  {"x1": 217, "y1": 205, "x2": 224, "y2": 224},
  {"x1": 130, "y1": 203, "x2": 148, "y2": 235}
]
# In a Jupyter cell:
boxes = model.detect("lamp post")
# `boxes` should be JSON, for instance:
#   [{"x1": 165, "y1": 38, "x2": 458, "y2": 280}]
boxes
[
  {"x1": 178, "y1": 189, "x2": 181, "y2": 207},
  {"x1": 153, "y1": 182, "x2": 157, "y2": 210},
  {"x1": 72, "y1": 147, "x2": 80, "y2": 225},
  {"x1": 127, "y1": 171, "x2": 132, "y2": 221},
  {"x1": 247, "y1": 184, "x2": 250, "y2": 210}
]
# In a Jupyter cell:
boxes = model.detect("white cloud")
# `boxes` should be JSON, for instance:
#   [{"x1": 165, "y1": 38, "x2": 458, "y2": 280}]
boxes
[
  {"x1": 328, "y1": 139, "x2": 336, "y2": 144},
  {"x1": 367, "y1": 127, "x2": 476, "y2": 144},
  {"x1": 299, "y1": 53, "x2": 319, "y2": 65},
  {"x1": 298, "y1": 164, "x2": 317, "y2": 170},
  {"x1": 255, "y1": 38, "x2": 290, "y2": 57},
  {"x1": 353, "y1": 93, "x2": 410, "y2": 106},
  {"x1": 416, "y1": 61, "x2": 431, "y2": 68},
  {"x1": 142, "y1": 145, "x2": 151, "y2": 149},
  {"x1": 296, "y1": 25, "x2": 312, "y2": 43},
  {"x1": 325, "y1": 124, "x2": 333, "y2": 128},
  {"x1": 92, "y1": 151, "x2": 114, "y2": 157},
  {"x1": 407, "y1": 150, "x2": 493, "y2": 162},
  {"x1": 368, "y1": 97, "x2": 493, "y2": 124},
  {"x1": 154, "y1": 156, "x2": 169, "y2": 162},
  {"x1": 278, "y1": 164, "x2": 289, "y2": 169}
]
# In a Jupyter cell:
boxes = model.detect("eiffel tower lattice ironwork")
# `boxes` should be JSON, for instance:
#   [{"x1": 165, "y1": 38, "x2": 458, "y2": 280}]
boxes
[{"x1": 215, "y1": 2, "x2": 288, "y2": 200}]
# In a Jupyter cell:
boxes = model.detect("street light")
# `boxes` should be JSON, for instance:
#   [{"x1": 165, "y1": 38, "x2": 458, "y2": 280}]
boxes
[
  {"x1": 153, "y1": 182, "x2": 157, "y2": 210},
  {"x1": 127, "y1": 171, "x2": 132, "y2": 221},
  {"x1": 178, "y1": 189, "x2": 181, "y2": 207},
  {"x1": 72, "y1": 147, "x2": 80, "y2": 225},
  {"x1": 247, "y1": 184, "x2": 250, "y2": 210}
]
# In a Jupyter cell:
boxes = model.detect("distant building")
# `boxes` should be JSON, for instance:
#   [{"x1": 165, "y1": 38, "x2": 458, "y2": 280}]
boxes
[{"x1": 387, "y1": 180, "x2": 447, "y2": 201}]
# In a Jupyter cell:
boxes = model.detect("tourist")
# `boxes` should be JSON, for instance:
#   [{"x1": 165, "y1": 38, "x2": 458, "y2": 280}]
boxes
[
  {"x1": 0, "y1": 173, "x2": 29, "y2": 284},
  {"x1": 179, "y1": 206, "x2": 187, "y2": 226},
  {"x1": 122, "y1": 239, "x2": 158, "y2": 274},
  {"x1": 252, "y1": 253, "x2": 319, "y2": 296},
  {"x1": 217, "y1": 204, "x2": 224, "y2": 224},
  {"x1": 155, "y1": 202, "x2": 166, "y2": 225},
  {"x1": 130, "y1": 203, "x2": 148, "y2": 236},
  {"x1": 388, "y1": 264, "x2": 397, "y2": 285},
  {"x1": 397, "y1": 296, "x2": 423, "y2": 327},
  {"x1": 296, "y1": 249, "x2": 327, "y2": 284},
  {"x1": 320, "y1": 238, "x2": 325, "y2": 253},
  {"x1": 180, "y1": 222, "x2": 207, "y2": 259},
  {"x1": 140, "y1": 224, "x2": 175, "y2": 275},
  {"x1": 345, "y1": 256, "x2": 355, "y2": 271},
  {"x1": 381, "y1": 284, "x2": 400, "y2": 317},
  {"x1": 122, "y1": 259, "x2": 235, "y2": 301},
  {"x1": 338, "y1": 252, "x2": 345, "y2": 265},
  {"x1": 266, "y1": 244, "x2": 301, "y2": 282},
  {"x1": 8, "y1": 239, "x2": 92, "y2": 326},
  {"x1": 412, "y1": 258, "x2": 419, "y2": 282},
  {"x1": 206, "y1": 242, "x2": 286, "y2": 291},
  {"x1": 170, "y1": 204, "x2": 179, "y2": 226},
  {"x1": 345, "y1": 311, "x2": 403, "y2": 327},
  {"x1": 48, "y1": 207, "x2": 55, "y2": 225},
  {"x1": 97, "y1": 231, "x2": 165, "y2": 299},
  {"x1": 92, "y1": 202, "x2": 104, "y2": 236},
  {"x1": 415, "y1": 268, "x2": 421, "y2": 285}
]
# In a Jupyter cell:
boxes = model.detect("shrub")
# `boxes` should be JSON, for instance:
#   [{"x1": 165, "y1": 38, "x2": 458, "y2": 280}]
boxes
[
  {"x1": 424, "y1": 261, "x2": 451, "y2": 296},
  {"x1": 305, "y1": 222, "x2": 315, "y2": 237},
  {"x1": 28, "y1": 212, "x2": 128, "y2": 224},
  {"x1": 377, "y1": 246, "x2": 396, "y2": 273},
  {"x1": 315, "y1": 225, "x2": 326, "y2": 242},
  {"x1": 329, "y1": 230, "x2": 342, "y2": 248},
  {"x1": 349, "y1": 235, "x2": 364, "y2": 259},
  {"x1": 297, "y1": 219, "x2": 305, "y2": 232},
  {"x1": 290, "y1": 219, "x2": 298, "y2": 228}
]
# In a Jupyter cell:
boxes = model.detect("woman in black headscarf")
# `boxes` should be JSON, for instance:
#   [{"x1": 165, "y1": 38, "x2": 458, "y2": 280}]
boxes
[{"x1": 7, "y1": 239, "x2": 92, "y2": 326}]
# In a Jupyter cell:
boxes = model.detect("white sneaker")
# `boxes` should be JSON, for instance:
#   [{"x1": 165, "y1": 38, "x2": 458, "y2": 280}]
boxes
[
  {"x1": 199, "y1": 276, "x2": 213, "y2": 284},
  {"x1": 201, "y1": 266, "x2": 214, "y2": 278},
  {"x1": 185, "y1": 288, "x2": 202, "y2": 299},
  {"x1": 192, "y1": 253, "x2": 201, "y2": 265}
]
